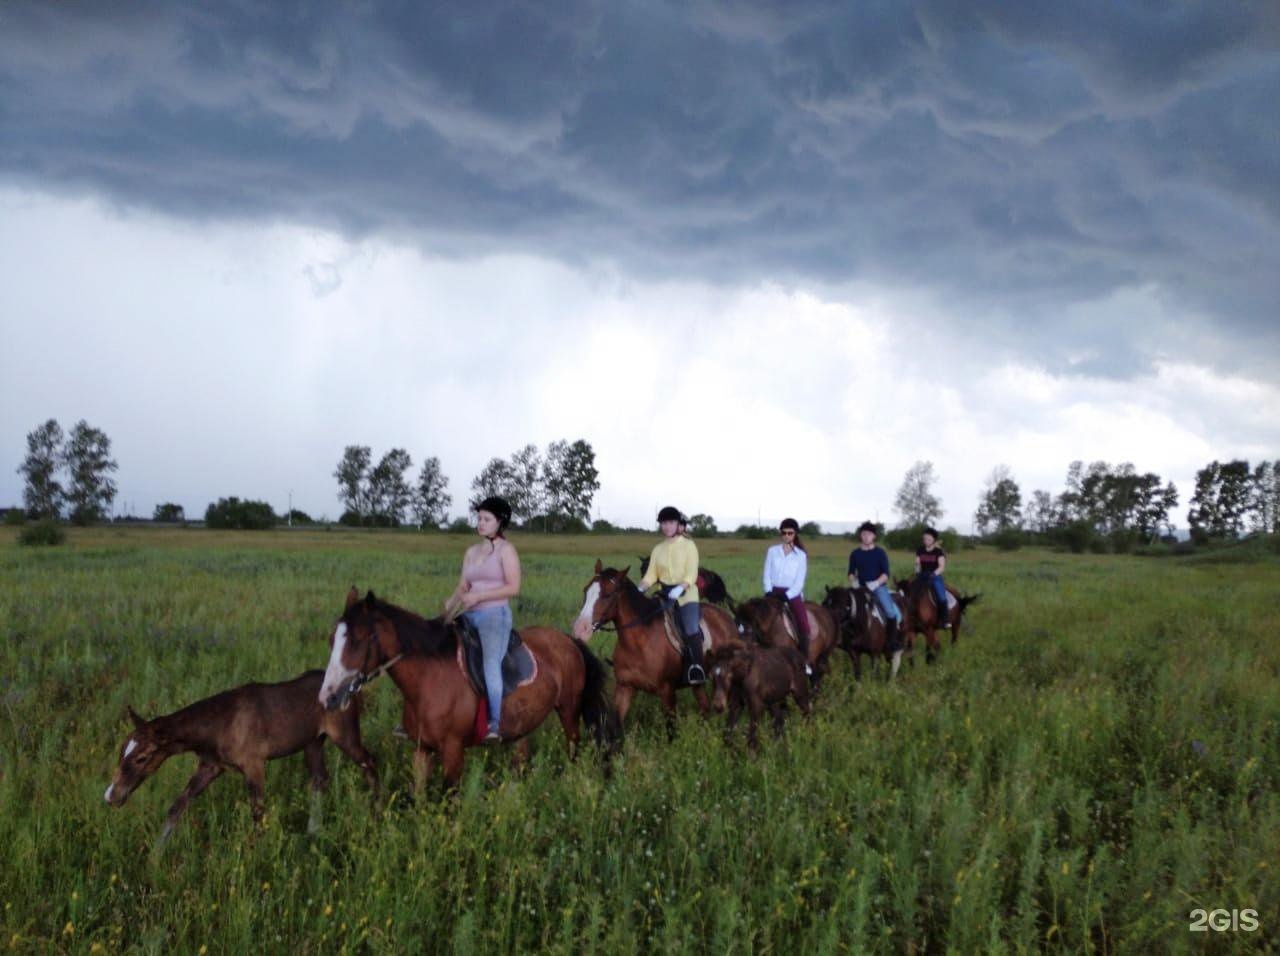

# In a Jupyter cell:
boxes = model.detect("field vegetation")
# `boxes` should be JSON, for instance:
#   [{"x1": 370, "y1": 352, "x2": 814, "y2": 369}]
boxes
[{"x1": 1, "y1": 527, "x2": 1276, "y2": 952}]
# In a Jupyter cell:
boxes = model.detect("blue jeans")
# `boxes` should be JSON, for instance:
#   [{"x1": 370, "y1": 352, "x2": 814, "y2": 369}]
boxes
[
  {"x1": 929, "y1": 575, "x2": 948, "y2": 614},
  {"x1": 463, "y1": 605, "x2": 512, "y2": 730},
  {"x1": 871, "y1": 585, "x2": 901, "y2": 623}
]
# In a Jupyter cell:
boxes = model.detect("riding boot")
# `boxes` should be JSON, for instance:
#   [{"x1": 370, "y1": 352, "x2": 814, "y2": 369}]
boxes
[
  {"x1": 684, "y1": 632, "x2": 706, "y2": 685},
  {"x1": 798, "y1": 634, "x2": 813, "y2": 677}
]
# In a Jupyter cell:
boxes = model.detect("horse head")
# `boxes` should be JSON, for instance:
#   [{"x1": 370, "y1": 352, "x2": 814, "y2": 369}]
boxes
[
  {"x1": 319, "y1": 587, "x2": 391, "y2": 711},
  {"x1": 104, "y1": 708, "x2": 171, "y2": 807},
  {"x1": 572, "y1": 560, "x2": 636, "y2": 640}
]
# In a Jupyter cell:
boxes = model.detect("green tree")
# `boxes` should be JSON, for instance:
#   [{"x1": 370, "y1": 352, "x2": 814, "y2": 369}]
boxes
[
  {"x1": 973, "y1": 465, "x2": 1022, "y2": 535},
  {"x1": 688, "y1": 513, "x2": 718, "y2": 536},
  {"x1": 17, "y1": 419, "x2": 65, "y2": 519},
  {"x1": 368, "y1": 448, "x2": 413, "y2": 526},
  {"x1": 62, "y1": 420, "x2": 118, "y2": 525},
  {"x1": 334, "y1": 445, "x2": 371, "y2": 521},
  {"x1": 894, "y1": 460, "x2": 943, "y2": 527},
  {"x1": 1023, "y1": 489, "x2": 1056, "y2": 533},
  {"x1": 542, "y1": 439, "x2": 600, "y2": 526},
  {"x1": 153, "y1": 503, "x2": 185, "y2": 522},
  {"x1": 205, "y1": 497, "x2": 276, "y2": 530},
  {"x1": 412, "y1": 456, "x2": 452, "y2": 529}
]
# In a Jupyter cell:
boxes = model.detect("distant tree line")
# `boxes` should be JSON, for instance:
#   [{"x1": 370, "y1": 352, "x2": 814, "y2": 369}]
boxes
[
  {"x1": 469, "y1": 439, "x2": 600, "y2": 532},
  {"x1": 333, "y1": 446, "x2": 452, "y2": 528}
]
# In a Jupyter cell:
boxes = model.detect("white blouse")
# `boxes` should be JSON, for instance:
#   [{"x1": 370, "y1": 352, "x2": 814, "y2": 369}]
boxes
[{"x1": 762, "y1": 543, "x2": 807, "y2": 599}]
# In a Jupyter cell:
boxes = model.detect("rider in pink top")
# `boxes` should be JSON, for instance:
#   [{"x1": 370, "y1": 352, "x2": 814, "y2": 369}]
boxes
[{"x1": 445, "y1": 496, "x2": 522, "y2": 742}]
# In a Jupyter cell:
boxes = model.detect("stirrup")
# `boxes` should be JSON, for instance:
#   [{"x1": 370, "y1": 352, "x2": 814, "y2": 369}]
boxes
[{"x1": 686, "y1": 664, "x2": 707, "y2": 685}]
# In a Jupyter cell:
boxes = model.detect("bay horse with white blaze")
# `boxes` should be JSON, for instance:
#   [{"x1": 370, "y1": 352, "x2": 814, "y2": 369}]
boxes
[
  {"x1": 572, "y1": 561, "x2": 742, "y2": 731},
  {"x1": 320, "y1": 588, "x2": 615, "y2": 792}
]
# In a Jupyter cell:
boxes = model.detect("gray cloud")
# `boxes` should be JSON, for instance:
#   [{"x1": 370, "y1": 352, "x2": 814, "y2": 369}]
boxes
[{"x1": 2, "y1": 0, "x2": 1277, "y2": 374}]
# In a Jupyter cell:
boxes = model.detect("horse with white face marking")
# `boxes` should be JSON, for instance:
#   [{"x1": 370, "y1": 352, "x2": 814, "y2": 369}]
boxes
[
  {"x1": 573, "y1": 560, "x2": 742, "y2": 733},
  {"x1": 320, "y1": 587, "x2": 618, "y2": 793},
  {"x1": 106, "y1": 671, "x2": 377, "y2": 843}
]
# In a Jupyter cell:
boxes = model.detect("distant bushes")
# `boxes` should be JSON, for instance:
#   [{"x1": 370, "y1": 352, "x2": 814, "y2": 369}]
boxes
[
  {"x1": 3, "y1": 508, "x2": 25, "y2": 527},
  {"x1": 205, "y1": 497, "x2": 277, "y2": 530},
  {"x1": 18, "y1": 518, "x2": 65, "y2": 546},
  {"x1": 153, "y1": 503, "x2": 185, "y2": 523}
]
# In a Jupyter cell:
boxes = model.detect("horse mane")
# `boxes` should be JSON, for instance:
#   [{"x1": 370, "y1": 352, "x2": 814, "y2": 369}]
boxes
[{"x1": 362, "y1": 596, "x2": 459, "y2": 659}]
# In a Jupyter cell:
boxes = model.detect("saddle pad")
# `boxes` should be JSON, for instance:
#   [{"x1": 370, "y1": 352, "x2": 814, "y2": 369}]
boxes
[
  {"x1": 662, "y1": 607, "x2": 713, "y2": 656},
  {"x1": 455, "y1": 621, "x2": 539, "y2": 702}
]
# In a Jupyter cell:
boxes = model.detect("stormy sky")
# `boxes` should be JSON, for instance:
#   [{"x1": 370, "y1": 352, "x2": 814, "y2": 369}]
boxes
[{"x1": 2, "y1": 1, "x2": 1277, "y2": 531}]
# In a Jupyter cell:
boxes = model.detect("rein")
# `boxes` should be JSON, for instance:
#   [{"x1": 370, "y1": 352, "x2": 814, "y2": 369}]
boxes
[
  {"x1": 340, "y1": 652, "x2": 404, "y2": 706},
  {"x1": 591, "y1": 589, "x2": 666, "y2": 633}
]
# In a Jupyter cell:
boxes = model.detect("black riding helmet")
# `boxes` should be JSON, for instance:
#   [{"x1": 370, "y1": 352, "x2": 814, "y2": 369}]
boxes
[
  {"x1": 779, "y1": 517, "x2": 800, "y2": 533},
  {"x1": 923, "y1": 526, "x2": 940, "y2": 539},
  {"x1": 857, "y1": 520, "x2": 879, "y2": 538},
  {"x1": 476, "y1": 496, "x2": 513, "y2": 530},
  {"x1": 657, "y1": 505, "x2": 682, "y2": 523}
]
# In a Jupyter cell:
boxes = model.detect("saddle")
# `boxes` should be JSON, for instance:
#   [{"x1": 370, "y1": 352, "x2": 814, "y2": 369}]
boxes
[
  {"x1": 660, "y1": 607, "x2": 713, "y2": 658},
  {"x1": 454, "y1": 619, "x2": 539, "y2": 717},
  {"x1": 768, "y1": 593, "x2": 802, "y2": 645}
]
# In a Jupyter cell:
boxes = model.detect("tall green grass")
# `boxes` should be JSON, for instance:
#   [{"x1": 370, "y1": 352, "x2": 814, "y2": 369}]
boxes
[{"x1": 0, "y1": 527, "x2": 1276, "y2": 952}]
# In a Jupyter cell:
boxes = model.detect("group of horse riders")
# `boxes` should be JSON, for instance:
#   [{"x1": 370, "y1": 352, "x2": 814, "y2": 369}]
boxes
[{"x1": 451, "y1": 498, "x2": 953, "y2": 715}]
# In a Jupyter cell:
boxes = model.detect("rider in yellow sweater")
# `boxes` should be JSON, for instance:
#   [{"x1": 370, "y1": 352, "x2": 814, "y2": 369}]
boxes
[{"x1": 637, "y1": 505, "x2": 705, "y2": 684}]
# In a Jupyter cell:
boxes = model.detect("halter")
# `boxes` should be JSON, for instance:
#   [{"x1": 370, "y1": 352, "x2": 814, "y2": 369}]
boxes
[
  {"x1": 590, "y1": 580, "x2": 666, "y2": 633},
  {"x1": 333, "y1": 614, "x2": 406, "y2": 708}
]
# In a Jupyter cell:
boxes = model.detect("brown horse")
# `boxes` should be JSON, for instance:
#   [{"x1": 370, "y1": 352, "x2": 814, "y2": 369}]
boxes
[
  {"x1": 708, "y1": 644, "x2": 811, "y2": 750},
  {"x1": 572, "y1": 561, "x2": 742, "y2": 731},
  {"x1": 733, "y1": 595, "x2": 839, "y2": 689},
  {"x1": 821, "y1": 585, "x2": 908, "y2": 679},
  {"x1": 319, "y1": 588, "x2": 616, "y2": 792},
  {"x1": 896, "y1": 577, "x2": 981, "y2": 662},
  {"x1": 105, "y1": 670, "x2": 378, "y2": 842}
]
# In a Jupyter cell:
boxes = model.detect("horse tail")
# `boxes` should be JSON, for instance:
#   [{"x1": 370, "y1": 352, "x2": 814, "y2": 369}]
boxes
[
  {"x1": 573, "y1": 638, "x2": 622, "y2": 754},
  {"x1": 957, "y1": 592, "x2": 981, "y2": 616}
]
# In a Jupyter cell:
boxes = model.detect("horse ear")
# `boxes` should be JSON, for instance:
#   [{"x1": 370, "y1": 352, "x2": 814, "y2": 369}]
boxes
[
  {"x1": 346, "y1": 586, "x2": 360, "y2": 610},
  {"x1": 364, "y1": 589, "x2": 377, "y2": 608},
  {"x1": 620, "y1": 565, "x2": 630, "y2": 578},
  {"x1": 127, "y1": 706, "x2": 146, "y2": 729},
  {"x1": 593, "y1": 558, "x2": 603, "y2": 573}
]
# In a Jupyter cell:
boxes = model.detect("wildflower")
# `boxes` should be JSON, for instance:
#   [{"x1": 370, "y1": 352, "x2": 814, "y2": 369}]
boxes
[{"x1": 62, "y1": 922, "x2": 74, "y2": 937}]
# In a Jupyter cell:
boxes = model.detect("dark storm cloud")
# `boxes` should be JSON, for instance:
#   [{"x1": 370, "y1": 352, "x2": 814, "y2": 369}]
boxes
[{"x1": 2, "y1": 0, "x2": 1277, "y2": 372}]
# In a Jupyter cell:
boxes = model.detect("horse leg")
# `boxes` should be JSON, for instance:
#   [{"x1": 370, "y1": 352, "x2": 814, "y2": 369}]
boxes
[
  {"x1": 770, "y1": 701, "x2": 786, "y2": 739},
  {"x1": 925, "y1": 626, "x2": 938, "y2": 664},
  {"x1": 303, "y1": 740, "x2": 329, "y2": 835},
  {"x1": 614, "y1": 683, "x2": 636, "y2": 730},
  {"x1": 724, "y1": 693, "x2": 743, "y2": 745},
  {"x1": 556, "y1": 704, "x2": 581, "y2": 761},
  {"x1": 328, "y1": 726, "x2": 379, "y2": 795},
  {"x1": 692, "y1": 683, "x2": 711, "y2": 717},
  {"x1": 243, "y1": 760, "x2": 268, "y2": 826},
  {"x1": 439, "y1": 737, "x2": 466, "y2": 794},
  {"x1": 412, "y1": 747, "x2": 437, "y2": 798},
  {"x1": 746, "y1": 695, "x2": 764, "y2": 751},
  {"x1": 158, "y1": 760, "x2": 223, "y2": 846},
  {"x1": 660, "y1": 685, "x2": 679, "y2": 741},
  {"x1": 890, "y1": 649, "x2": 903, "y2": 679}
]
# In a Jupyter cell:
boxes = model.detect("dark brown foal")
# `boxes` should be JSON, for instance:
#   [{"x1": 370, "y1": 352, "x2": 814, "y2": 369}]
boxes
[
  {"x1": 105, "y1": 670, "x2": 377, "y2": 842},
  {"x1": 709, "y1": 644, "x2": 811, "y2": 750}
]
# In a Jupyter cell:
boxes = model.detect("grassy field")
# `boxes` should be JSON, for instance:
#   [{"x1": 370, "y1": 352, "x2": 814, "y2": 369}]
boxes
[{"x1": 0, "y1": 527, "x2": 1277, "y2": 953}]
